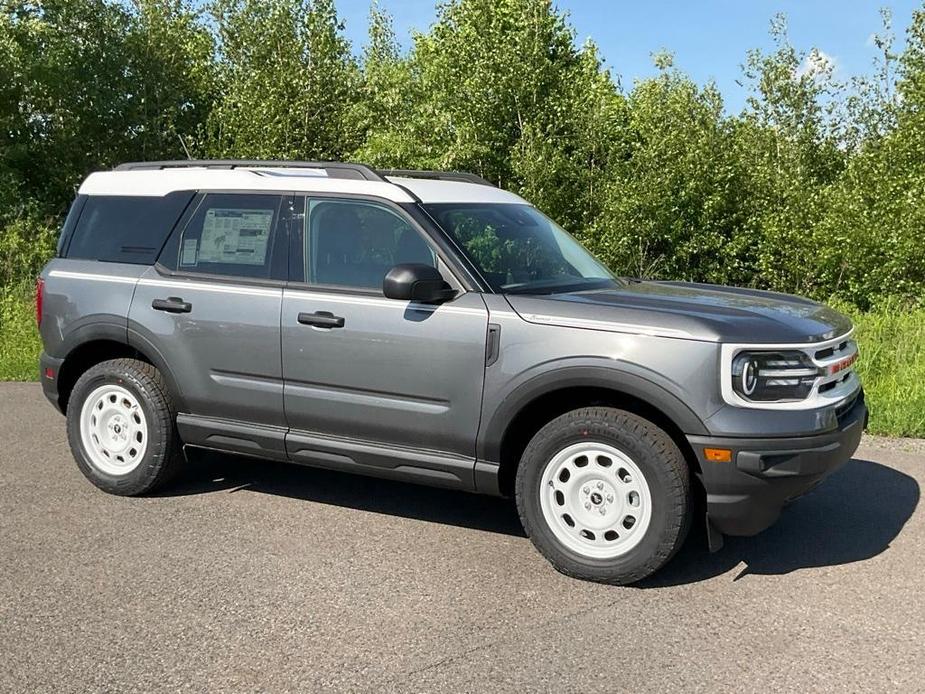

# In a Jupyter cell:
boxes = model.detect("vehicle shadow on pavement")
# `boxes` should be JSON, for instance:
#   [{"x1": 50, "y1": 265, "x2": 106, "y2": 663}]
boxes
[
  {"x1": 641, "y1": 457, "x2": 920, "y2": 587},
  {"x1": 161, "y1": 453, "x2": 918, "y2": 584},
  {"x1": 163, "y1": 449, "x2": 526, "y2": 537}
]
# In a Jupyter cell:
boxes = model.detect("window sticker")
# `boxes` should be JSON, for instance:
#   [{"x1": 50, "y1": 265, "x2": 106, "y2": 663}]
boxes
[
  {"x1": 198, "y1": 208, "x2": 273, "y2": 265},
  {"x1": 180, "y1": 238, "x2": 198, "y2": 266}
]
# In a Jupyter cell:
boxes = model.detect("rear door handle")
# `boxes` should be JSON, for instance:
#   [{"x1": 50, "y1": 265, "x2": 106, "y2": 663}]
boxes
[
  {"x1": 298, "y1": 311, "x2": 345, "y2": 329},
  {"x1": 152, "y1": 297, "x2": 192, "y2": 314}
]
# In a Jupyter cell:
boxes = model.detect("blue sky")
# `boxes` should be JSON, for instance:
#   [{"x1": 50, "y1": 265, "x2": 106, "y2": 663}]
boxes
[{"x1": 334, "y1": 0, "x2": 921, "y2": 112}]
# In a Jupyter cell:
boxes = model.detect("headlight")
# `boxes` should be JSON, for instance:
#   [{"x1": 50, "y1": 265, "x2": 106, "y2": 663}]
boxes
[{"x1": 730, "y1": 350, "x2": 820, "y2": 402}]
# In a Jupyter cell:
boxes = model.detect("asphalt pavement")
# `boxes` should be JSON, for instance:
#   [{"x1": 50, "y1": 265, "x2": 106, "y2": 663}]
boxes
[{"x1": 1, "y1": 382, "x2": 923, "y2": 692}]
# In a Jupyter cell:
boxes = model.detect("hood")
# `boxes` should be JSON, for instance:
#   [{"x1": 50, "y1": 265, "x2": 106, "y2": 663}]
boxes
[{"x1": 504, "y1": 280, "x2": 853, "y2": 344}]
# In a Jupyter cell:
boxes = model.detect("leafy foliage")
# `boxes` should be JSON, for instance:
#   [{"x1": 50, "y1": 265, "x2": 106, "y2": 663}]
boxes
[
  {"x1": 205, "y1": 0, "x2": 361, "y2": 159},
  {"x1": 0, "y1": 209, "x2": 55, "y2": 288},
  {"x1": 589, "y1": 61, "x2": 743, "y2": 282},
  {"x1": 2, "y1": 0, "x2": 925, "y2": 435},
  {"x1": 837, "y1": 299, "x2": 925, "y2": 437},
  {"x1": 0, "y1": 0, "x2": 215, "y2": 219},
  {"x1": 2, "y1": 0, "x2": 925, "y2": 310}
]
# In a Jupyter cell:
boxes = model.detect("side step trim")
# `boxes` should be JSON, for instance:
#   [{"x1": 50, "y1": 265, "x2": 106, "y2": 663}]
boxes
[
  {"x1": 286, "y1": 430, "x2": 476, "y2": 491},
  {"x1": 174, "y1": 413, "x2": 481, "y2": 492},
  {"x1": 176, "y1": 414, "x2": 288, "y2": 461}
]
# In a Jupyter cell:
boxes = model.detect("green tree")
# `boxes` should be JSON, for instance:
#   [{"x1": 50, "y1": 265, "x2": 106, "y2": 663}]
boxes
[
  {"x1": 2, "y1": 0, "x2": 925, "y2": 311},
  {"x1": 206, "y1": 0, "x2": 361, "y2": 160},
  {"x1": 351, "y1": 1, "x2": 413, "y2": 158},
  {"x1": 511, "y1": 40, "x2": 625, "y2": 236},
  {"x1": 355, "y1": 0, "x2": 621, "y2": 234},
  {"x1": 587, "y1": 55, "x2": 743, "y2": 282},
  {"x1": 732, "y1": 14, "x2": 847, "y2": 296},
  {"x1": 0, "y1": 0, "x2": 137, "y2": 217},
  {"x1": 125, "y1": 0, "x2": 217, "y2": 160},
  {"x1": 815, "y1": 7, "x2": 925, "y2": 307},
  {"x1": 0, "y1": 0, "x2": 215, "y2": 220},
  {"x1": 844, "y1": 8, "x2": 900, "y2": 149}
]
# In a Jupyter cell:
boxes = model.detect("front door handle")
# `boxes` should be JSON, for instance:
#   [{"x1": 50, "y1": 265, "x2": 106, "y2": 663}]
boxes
[
  {"x1": 152, "y1": 297, "x2": 192, "y2": 313},
  {"x1": 298, "y1": 311, "x2": 345, "y2": 329}
]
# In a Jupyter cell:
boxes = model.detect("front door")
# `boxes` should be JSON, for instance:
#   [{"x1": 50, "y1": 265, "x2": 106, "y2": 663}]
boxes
[{"x1": 280, "y1": 196, "x2": 488, "y2": 484}]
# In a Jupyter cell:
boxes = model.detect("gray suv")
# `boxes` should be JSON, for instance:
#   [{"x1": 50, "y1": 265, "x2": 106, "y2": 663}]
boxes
[{"x1": 38, "y1": 160, "x2": 867, "y2": 584}]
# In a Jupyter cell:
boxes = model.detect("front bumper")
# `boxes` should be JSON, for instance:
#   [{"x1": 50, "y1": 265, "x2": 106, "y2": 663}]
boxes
[{"x1": 687, "y1": 391, "x2": 867, "y2": 536}]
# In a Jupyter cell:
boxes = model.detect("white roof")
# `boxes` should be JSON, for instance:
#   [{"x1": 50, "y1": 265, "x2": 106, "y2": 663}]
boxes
[
  {"x1": 386, "y1": 176, "x2": 527, "y2": 204},
  {"x1": 77, "y1": 167, "x2": 529, "y2": 205},
  {"x1": 78, "y1": 168, "x2": 415, "y2": 202}
]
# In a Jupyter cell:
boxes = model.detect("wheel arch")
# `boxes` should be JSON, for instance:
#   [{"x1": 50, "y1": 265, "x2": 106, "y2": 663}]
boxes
[
  {"x1": 56, "y1": 327, "x2": 186, "y2": 414},
  {"x1": 478, "y1": 366, "x2": 708, "y2": 497}
]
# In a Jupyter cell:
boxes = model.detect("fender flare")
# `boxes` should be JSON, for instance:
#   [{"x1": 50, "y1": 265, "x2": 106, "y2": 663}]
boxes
[
  {"x1": 477, "y1": 364, "x2": 709, "y2": 464},
  {"x1": 57, "y1": 321, "x2": 187, "y2": 413},
  {"x1": 58, "y1": 320, "x2": 127, "y2": 356}
]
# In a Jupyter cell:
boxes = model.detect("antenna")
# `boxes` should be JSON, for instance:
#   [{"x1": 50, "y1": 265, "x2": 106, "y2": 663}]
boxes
[{"x1": 176, "y1": 134, "x2": 193, "y2": 161}]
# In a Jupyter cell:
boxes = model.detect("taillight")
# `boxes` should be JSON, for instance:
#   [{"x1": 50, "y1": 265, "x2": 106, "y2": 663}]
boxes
[{"x1": 35, "y1": 277, "x2": 45, "y2": 327}]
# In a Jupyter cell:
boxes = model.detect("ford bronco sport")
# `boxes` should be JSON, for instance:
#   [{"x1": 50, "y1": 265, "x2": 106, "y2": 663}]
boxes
[{"x1": 37, "y1": 160, "x2": 867, "y2": 584}]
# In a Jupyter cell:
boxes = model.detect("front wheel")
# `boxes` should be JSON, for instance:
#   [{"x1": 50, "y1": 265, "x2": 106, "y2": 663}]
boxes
[{"x1": 515, "y1": 407, "x2": 690, "y2": 585}]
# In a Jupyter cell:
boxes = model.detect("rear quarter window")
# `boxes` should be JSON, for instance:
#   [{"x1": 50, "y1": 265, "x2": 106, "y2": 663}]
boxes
[
  {"x1": 65, "y1": 192, "x2": 194, "y2": 264},
  {"x1": 56, "y1": 195, "x2": 87, "y2": 257}
]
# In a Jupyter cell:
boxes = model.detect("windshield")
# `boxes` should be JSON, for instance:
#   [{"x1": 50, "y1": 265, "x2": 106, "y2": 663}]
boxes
[{"x1": 424, "y1": 203, "x2": 620, "y2": 294}]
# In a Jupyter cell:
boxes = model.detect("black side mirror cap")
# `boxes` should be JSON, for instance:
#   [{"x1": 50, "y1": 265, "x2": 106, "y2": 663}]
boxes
[{"x1": 383, "y1": 263, "x2": 458, "y2": 304}]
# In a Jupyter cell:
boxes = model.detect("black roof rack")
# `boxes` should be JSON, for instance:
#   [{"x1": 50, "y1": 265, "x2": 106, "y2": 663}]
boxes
[
  {"x1": 114, "y1": 160, "x2": 385, "y2": 182},
  {"x1": 378, "y1": 169, "x2": 495, "y2": 187},
  {"x1": 113, "y1": 161, "x2": 495, "y2": 187}
]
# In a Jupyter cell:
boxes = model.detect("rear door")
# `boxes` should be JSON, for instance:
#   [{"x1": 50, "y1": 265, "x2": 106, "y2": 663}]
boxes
[
  {"x1": 129, "y1": 192, "x2": 290, "y2": 455},
  {"x1": 280, "y1": 195, "x2": 489, "y2": 481}
]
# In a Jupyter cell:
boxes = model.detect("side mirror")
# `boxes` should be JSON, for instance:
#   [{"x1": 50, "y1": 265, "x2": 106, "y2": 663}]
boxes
[{"x1": 383, "y1": 264, "x2": 457, "y2": 304}]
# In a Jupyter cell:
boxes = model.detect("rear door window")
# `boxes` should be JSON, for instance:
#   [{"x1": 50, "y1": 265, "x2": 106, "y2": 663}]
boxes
[
  {"x1": 65, "y1": 192, "x2": 194, "y2": 264},
  {"x1": 159, "y1": 193, "x2": 286, "y2": 280}
]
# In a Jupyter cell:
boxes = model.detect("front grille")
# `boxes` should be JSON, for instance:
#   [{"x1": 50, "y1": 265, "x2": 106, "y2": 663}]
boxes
[
  {"x1": 815, "y1": 340, "x2": 850, "y2": 361},
  {"x1": 809, "y1": 338, "x2": 859, "y2": 406}
]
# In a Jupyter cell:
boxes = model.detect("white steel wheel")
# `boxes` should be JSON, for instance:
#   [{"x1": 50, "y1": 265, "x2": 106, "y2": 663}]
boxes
[
  {"x1": 539, "y1": 441, "x2": 653, "y2": 559},
  {"x1": 79, "y1": 384, "x2": 149, "y2": 476}
]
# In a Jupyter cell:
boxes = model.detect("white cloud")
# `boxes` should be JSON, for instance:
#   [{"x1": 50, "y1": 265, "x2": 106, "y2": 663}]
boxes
[{"x1": 795, "y1": 49, "x2": 838, "y2": 80}]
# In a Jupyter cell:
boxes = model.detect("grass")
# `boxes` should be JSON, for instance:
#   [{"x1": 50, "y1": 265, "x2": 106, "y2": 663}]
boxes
[
  {"x1": 843, "y1": 302, "x2": 925, "y2": 438},
  {"x1": 0, "y1": 287, "x2": 40, "y2": 381},
  {"x1": 2, "y1": 286, "x2": 924, "y2": 437}
]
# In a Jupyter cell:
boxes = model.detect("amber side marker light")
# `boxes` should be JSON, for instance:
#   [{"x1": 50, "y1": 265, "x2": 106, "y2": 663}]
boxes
[{"x1": 704, "y1": 447, "x2": 733, "y2": 463}]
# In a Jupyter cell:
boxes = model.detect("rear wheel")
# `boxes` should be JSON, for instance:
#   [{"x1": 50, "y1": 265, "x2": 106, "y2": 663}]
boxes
[
  {"x1": 67, "y1": 358, "x2": 183, "y2": 496},
  {"x1": 515, "y1": 406, "x2": 690, "y2": 585}
]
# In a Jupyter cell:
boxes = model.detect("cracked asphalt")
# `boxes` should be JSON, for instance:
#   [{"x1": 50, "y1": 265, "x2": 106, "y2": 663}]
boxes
[{"x1": 1, "y1": 382, "x2": 923, "y2": 692}]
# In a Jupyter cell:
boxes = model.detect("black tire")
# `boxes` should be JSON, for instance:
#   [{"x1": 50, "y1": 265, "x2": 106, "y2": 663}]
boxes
[
  {"x1": 515, "y1": 407, "x2": 691, "y2": 585},
  {"x1": 66, "y1": 358, "x2": 183, "y2": 496}
]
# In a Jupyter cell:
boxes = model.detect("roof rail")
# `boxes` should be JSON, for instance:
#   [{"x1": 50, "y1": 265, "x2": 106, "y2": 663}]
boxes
[
  {"x1": 379, "y1": 169, "x2": 495, "y2": 187},
  {"x1": 113, "y1": 160, "x2": 386, "y2": 182}
]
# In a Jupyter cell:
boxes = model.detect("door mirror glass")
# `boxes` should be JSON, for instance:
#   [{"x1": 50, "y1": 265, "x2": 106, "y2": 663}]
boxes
[{"x1": 383, "y1": 264, "x2": 457, "y2": 303}]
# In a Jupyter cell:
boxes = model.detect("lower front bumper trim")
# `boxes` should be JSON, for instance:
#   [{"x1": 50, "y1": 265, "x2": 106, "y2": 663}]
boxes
[{"x1": 689, "y1": 393, "x2": 867, "y2": 537}]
